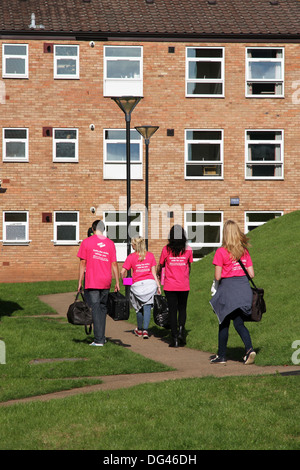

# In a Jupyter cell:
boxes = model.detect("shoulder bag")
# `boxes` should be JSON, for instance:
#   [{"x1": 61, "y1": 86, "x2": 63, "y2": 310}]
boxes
[
  {"x1": 238, "y1": 260, "x2": 266, "y2": 322},
  {"x1": 67, "y1": 290, "x2": 93, "y2": 334}
]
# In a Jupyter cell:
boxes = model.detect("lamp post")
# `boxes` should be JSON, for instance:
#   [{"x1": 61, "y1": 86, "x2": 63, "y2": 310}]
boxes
[
  {"x1": 111, "y1": 97, "x2": 142, "y2": 258},
  {"x1": 134, "y1": 126, "x2": 159, "y2": 250}
]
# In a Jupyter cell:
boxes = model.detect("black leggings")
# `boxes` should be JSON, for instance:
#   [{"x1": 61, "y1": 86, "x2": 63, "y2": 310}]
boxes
[{"x1": 164, "y1": 290, "x2": 189, "y2": 338}]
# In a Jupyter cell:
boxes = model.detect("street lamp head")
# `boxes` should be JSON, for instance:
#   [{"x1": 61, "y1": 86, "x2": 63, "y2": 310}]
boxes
[
  {"x1": 135, "y1": 125, "x2": 159, "y2": 141},
  {"x1": 111, "y1": 96, "x2": 143, "y2": 119}
]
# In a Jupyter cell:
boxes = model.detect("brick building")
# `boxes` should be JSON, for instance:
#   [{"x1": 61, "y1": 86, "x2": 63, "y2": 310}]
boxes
[{"x1": 0, "y1": 0, "x2": 300, "y2": 283}]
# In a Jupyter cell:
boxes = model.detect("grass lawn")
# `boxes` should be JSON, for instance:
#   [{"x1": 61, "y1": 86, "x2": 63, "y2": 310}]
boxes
[{"x1": 0, "y1": 211, "x2": 299, "y2": 450}]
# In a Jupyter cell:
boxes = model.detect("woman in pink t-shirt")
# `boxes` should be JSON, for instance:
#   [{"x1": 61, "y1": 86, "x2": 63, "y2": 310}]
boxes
[
  {"x1": 158, "y1": 225, "x2": 193, "y2": 348},
  {"x1": 209, "y1": 220, "x2": 256, "y2": 365},
  {"x1": 121, "y1": 237, "x2": 161, "y2": 339}
]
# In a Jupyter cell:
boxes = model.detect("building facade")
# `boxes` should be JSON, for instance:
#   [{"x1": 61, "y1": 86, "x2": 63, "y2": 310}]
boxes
[{"x1": 0, "y1": 0, "x2": 300, "y2": 282}]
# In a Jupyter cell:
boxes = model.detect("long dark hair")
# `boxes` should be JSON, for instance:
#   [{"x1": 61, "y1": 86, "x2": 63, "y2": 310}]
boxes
[{"x1": 167, "y1": 225, "x2": 187, "y2": 257}]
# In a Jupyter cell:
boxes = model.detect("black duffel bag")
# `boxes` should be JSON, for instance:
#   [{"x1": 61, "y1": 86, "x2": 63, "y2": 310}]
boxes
[
  {"x1": 67, "y1": 290, "x2": 93, "y2": 334},
  {"x1": 107, "y1": 291, "x2": 130, "y2": 321},
  {"x1": 153, "y1": 294, "x2": 170, "y2": 329}
]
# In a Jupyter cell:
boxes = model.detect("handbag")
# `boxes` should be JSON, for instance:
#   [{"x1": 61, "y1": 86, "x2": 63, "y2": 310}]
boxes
[
  {"x1": 153, "y1": 294, "x2": 170, "y2": 328},
  {"x1": 238, "y1": 260, "x2": 266, "y2": 322},
  {"x1": 107, "y1": 291, "x2": 130, "y2": 321},
  {"x1": 67, "y1": 290, "x2": 93, "y2": 334}
]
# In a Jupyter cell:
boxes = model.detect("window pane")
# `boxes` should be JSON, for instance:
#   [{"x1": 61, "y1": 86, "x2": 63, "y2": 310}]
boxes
[
  {"x1": 248, "y1": 49, "x2": 281, "y2": 59},
  {"x1": 5, "y1": 129, "x2": 26, "y2": 139},
  {"x1": 187, "y1": 225, "x2": 220, "y2": 243},
  {"x1": 5, "y1": 212, "x2": 27, "y2": 222},
  {"x1": 107, "y1": 143, "x2": 140, "y2": 161},
  {"x1": 6, "y1": 142, "x2": 26, "y2": 159},
  {"x1": 57, "y1": 225, "x2": 76, "y2": 241},
  {"x1": 105, "y1": 130, "x2": 140, "y2": 140},
  {"x1": 56, "y1": 59, "x2": 77, "y2": 75},
  {"x1": 55, "y1": 130, "x2": 77, "y2": 139},
  {"x1": 6, "y1": 225, "x2": 26, "y2": 241},
  {"x1": 189, "y1": 61, "x2": 221, "y2": 79},
  {"x1": 247, "y1": 212, "x2": 280, "y2": 223},
  {"x1": 249, "y1": 144, "x2": 280, "y2": 161},
  {"x1": 187, "y1": 82, "x2": 223, "y2": 95},
  {"x1": 107, "y1": 60, "x2": 140, "y2": 79},
  {"x1": 186, "y1": 164, "x2": 222, "y2": 177},
  {"x1": 106, "y1": 225, "x2": 127, "y2": 243},
  {"x1": 187, "y1": 49, "x2": 222, "y2": 58},
  {"x1": 4, "y1": 45, "x2": 27, "y2": 55},
  {"x1": 6, "y1": 58, "x2": 25, "y2": 75},
  {"x1": 55, "y1": 212, "x2": 78, "y2": 222},
  {"x1": 56, "y1": 142, "x2": 75, "y2": 159},
  {"x1": 249, "y1": 62, "x2": 282, "y2": 80},
  {"x1": 187, "y1": 212, "x2": 222, "y2": 223},
  {"x1": 105, "y1": 47, "x2": 141, "y2": 57},
  {"x1": 186, "y1": 131, "x2": 222, "y2": 141},
  {"x1": 191, "y1": 247, "x2": 215, "y2": 259},
  {"x1": 55, "y1": 46, "x2": 78, "y2": 56},
  {"x1": 188, "y1": 143, "x2": 220, "y2": 161},
  {"x1": 104, "y1": 212, "x2": 127, "y2": 223}
]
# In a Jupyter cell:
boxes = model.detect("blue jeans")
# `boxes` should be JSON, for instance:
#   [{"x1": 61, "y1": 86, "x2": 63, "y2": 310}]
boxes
[
  {"x1": 85, "y1": 289, "x2": 109, "y2": 344},
  {"x1": 136, "y1": 304, "x2": 152, "y2": 331},
  {"x1": 218, "y1": 309, "x2": 253, "y2": 358}
]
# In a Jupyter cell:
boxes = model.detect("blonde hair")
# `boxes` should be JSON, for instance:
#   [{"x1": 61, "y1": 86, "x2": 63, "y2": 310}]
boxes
[
  {"x1": 132, "y1": 237, "x2": 146, "y2": 261},
  {"x1": 222, "y1": 220, "x2": 250, "y2": 261}
]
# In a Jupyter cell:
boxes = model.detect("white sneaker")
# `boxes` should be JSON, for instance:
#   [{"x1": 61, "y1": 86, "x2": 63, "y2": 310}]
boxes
[{"x1": 90, "y1": 342, "x2": 104, "y2": 347}]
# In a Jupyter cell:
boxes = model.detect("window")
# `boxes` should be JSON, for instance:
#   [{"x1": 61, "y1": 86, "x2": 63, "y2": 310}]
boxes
[
  {"x1": 246, "y1": 48, "x2": 284, "y2": 97},
  {"x1": 3, "y1": 128, "x2": 28, "y2": 162},
  {"x1": 54, "y1": 45, "x2": 79, "y2": 79},
  {"x1": 186, "y1": 47, "x2": 224, "y2": 97},
  {"x1": 103, "y1": 211, "x2": 143, "y2": 261},
  {"x1": 104, "y1": 46, "x2": 143, "y2": 96},
  {"x1": 3, "y1": 211, "x2": 29, "y2": 245},
  {"x1": 185, "y1": 130, "x2": 223, "y2": 179},
  {"x1": 185, "y1": 211, "x2": 223, "y2": 259},
  {"x1": 104, "y1": 129, "x2": 143, "y2": 179},
  {"x1": 53, "y1": 212, "x2": 79, "y2": 245},
  {"x1": 245, "y1": 130, "x2": 284, "y2": 179},
  {"x1": 245, "y1": 211, "x2": 283, "y2": 232},
  {"x1": 2, "y1": 44, "x2": 28, "y2": 78},
  {"x1": 53, "y1": 129, "x2": 78, "y2": 162}
]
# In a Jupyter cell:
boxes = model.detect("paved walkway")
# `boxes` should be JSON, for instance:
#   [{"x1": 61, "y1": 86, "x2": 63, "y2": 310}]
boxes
[{"x1": 1, "y1": 291, "x2": 299, "y2": 407}]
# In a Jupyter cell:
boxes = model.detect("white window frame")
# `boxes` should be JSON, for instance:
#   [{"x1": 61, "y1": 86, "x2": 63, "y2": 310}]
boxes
[
  {"x1": 245, "y1": 211, "x2": 283, "y2": 233},
  {"x1": 2, "y1": 211, "x2": 30, "y2": 245},
  {"x1": 53, "y1": 211, "x2": 80, "y2": 245},
  {"x1": 186, "y1": 47, "x2": 224, "y2": 98},
  {"x1": 184, "y1": 211, "x2": 223, "y2": 259},
  {"x1": 2, "y1": 44, "x2": 28, "y2": 79},
  {"x1": 103, "y1": 129, "x2": 143, "y2": 180},
  {"x1": 185, "y1": 129, "x2": 224, "y2": 179},
  {"x1": 103, "y1": 210, "x2": 143, "y2": 262},
  {"x1": 245, "y1": 129, "x2": 284, "y2": 180},
  {"x1": 3, "y1": 128, "x2": 29, "y2": 162},
  {"x1": 246, "y1": 47, "x2": 284, "y2": 98},
  {"x1": 103, "y1": 45, "x2": 143, "y2": 96},
  {"x1": 54, "y1": 45, "x2": 79, "y2": 79},
  {"x1": 53, "y1": 128, "x2": 78, "y2": 162}
]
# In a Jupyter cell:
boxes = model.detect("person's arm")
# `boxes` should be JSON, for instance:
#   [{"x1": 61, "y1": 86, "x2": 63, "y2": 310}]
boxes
[
  {"x1": 112, "y1": 261, "x2": 120, "y2": 291},
  {"x1": 120, "y1": 267, "x2": 127, "y2": 279},
  {"x1": 214, "y1": 265, "x2": 222, "y2": 281},
  {"x1": 247, "y1": 265, "x2": 255, "y2": 279},
  {"x1": 151, "y1": 266, "x2": 161, "y2": 295},
  {"x1": 78, "y1": 259, "x2": 86, "y2": 292}
]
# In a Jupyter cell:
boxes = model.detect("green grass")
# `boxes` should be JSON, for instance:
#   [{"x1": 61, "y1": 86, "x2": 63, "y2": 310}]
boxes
[
  {"x1": 0, "y1": 375, "x2": 299, "y2": 450},
  {"x1": 0, "y1": 211, "x2": 299, "y2": 450}
]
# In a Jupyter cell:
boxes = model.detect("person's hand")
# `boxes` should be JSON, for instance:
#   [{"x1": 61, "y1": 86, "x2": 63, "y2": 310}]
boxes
[
  {"x1": 114, "y1": 283, "x2": 120, "y2": 292},
  {"x1": 77, "y1": 283, "x2": 82, "y2": 292},
  {"x1": 157, "y1": 286, "x2": 161, "y2": 295}
]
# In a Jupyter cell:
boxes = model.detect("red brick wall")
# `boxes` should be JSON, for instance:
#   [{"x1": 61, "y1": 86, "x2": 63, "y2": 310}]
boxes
[{"x1": 0, "y1": 39, "x2": 299, "y2": 282}]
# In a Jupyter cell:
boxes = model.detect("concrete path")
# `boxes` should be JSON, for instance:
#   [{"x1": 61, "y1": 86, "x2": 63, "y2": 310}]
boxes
[{"x1": 1, "y1": 291, "x2": 299, "y2": 407}]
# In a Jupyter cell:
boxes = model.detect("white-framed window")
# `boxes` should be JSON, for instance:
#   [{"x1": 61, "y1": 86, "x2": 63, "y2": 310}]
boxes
[
  {"x1": 103, "y1": 211, "x2": 143, "y2": 262},
  {"x1": 246, "y1": 47, "x2": 284, "y2": 97},
  {"x1": 54, "y1": 45, "x2": 79, "y2": 79},
  {"x1": 186, "y1": 47, "x2": 224, "y2": 97},
  {"x1": 245, "y1": 211, "x2": 283, "y2": 233},
  {"x1": 2, "y1": 44, "x2": 28, "y2": 78},
  {"x1": 53, "y1": 211, "x2": 79, "y2": 245},
  {"x1": 104, "y1": 45, "x2": 143, "y2": 96},
  {"x1": 185, "y1": 130, "x2": 223, "y2": 179},
  {"x1": 53, "y1": 129, "x2": 78, "y2": 162},
  {"x1": 184, "y1": 211, "x2": 223, "y2": 260},
  {"x1": 3, "y1": 128, "x2": 28, "y2": 162},
  {"x1": 103, "y1": 129, "x2": 143, "y2": 179},
  {"x1": 2, "y1": 211, "x2": 29, "y2": 245},
  {"x1": 245, "y1": 130, "x2": 284, "y2": 179}
]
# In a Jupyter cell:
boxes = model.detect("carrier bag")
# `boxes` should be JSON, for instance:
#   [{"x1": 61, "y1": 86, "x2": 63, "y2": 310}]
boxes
[
  {"x1": 238, "y1": 260, "x2": 266, "y2": 322},
  {"x1": 67, "y1": 290, "x2": 93, "y2": 334},
  {"x1": 107, "y1": 291, "x2": 130, "y2": 321},
  {"x1": 153, "y1": 294, "x2": 170, "y2": 328}
]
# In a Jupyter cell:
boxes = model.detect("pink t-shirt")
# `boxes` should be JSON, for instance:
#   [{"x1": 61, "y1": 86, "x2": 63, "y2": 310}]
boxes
[
  {"x1": 159, "y1": 245, "x2": 193, "y2": 291},
  {"x1": 77, "y1": 234, "x2": 117, "y2": 289},
  {"x1": 122, "y1": 252, "x2": 156, "y2": 284},
  {"x1": 213, "y1": 247, "x2": 253, "y2": 278}
]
